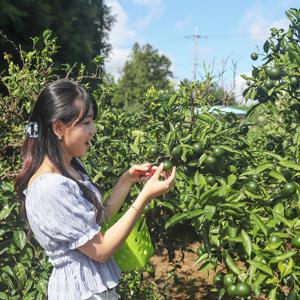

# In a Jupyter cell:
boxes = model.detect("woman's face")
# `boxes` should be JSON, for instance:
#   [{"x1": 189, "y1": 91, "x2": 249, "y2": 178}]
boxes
[{"x1": 60, "y1": 105, "x2": 97, "y2": 161}]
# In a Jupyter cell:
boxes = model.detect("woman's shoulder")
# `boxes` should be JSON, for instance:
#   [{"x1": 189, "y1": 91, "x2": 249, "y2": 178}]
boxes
[{"x1": 25, "y1": 173, "x2": 78, "y2": 196}]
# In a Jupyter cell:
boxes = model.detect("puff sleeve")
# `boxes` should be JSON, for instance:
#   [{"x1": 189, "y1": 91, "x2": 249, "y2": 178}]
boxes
[{"x1": 25, "y1": 175, "x2": 101, "y2": 250}]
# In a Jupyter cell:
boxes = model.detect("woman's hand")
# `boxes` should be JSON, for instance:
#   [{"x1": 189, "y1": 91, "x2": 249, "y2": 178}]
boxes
[
  {"x1": 122, "y1": 162, "x2": 153, "y2": 184},
  {"x1": 140, "y1": 163, "x2": 176, "y2": 201}
]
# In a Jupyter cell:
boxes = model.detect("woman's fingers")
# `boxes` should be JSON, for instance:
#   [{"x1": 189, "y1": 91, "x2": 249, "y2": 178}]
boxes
[
  {"x1": 165, "y1": 166, "x2": 176, "y2": 185},
  {"x1": 131, "y1": 163, "x2": 152, "y2": 175},
  {"x1": 152, "y1": 163, "x2": 164, "y2": 179}
]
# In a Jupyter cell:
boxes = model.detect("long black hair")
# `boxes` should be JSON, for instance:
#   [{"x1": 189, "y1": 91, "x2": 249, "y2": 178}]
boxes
[{"x1": 14, "y1": 79, "x2": 102, "y2": 223}]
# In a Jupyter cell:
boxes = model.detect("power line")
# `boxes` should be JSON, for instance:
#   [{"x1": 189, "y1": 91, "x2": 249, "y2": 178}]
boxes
[{"x1": 185, "y1": 26, "x2": 207, "y2": 81}]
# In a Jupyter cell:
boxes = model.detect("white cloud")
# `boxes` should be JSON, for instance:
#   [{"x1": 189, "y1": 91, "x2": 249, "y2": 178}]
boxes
[
  {"x1": 240, "y1": 3, "x2": 290, "y2": 42},
  {"x1": 105, "y1": 0, "x2": 166, "y2": 79},
  {"x1": 248, "y1": 16, "x2": 289, "y2": 42},
  {"x1": 132, "y1": 0, "x2": 162, "y2": 6},
  {"x1": 133, "y1": 8, "x2": 163, "y2": 29},
  {"x1": 105, "y1": 0, "x2": 136, "y2": 79},
  {"x1": 107, "y1": 0, "x2": 136, "y2": 47},
  {"x1": 132, "y1": 0, "x2": 164, "y2": 29},
  {"x1": 105, "y1": 47, "x2": 131, "y2": 79},
  {"x1": 175, "y1": 16, "x2": 191, "y2": 30}
]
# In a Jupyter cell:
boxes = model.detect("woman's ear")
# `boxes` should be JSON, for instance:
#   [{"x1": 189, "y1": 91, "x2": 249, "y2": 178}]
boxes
[{"x1": 52, "y1": 120, "x2": 66, "y2": 140}]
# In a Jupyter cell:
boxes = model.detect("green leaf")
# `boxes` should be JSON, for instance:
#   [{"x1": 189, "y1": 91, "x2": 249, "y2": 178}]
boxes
[
  {"x1": 164, "y1": 212, "x2": 189, "y2": 228},
  {"x1": 248, "y1": 260, "x2": 273, "y2": 276},
  {"x1": 218, "y1": 145, "x2": 241, "y2": 155},
  {"x1": 268, "y1": 288, "x2": 277, "y2": 300},
  {"x1": 1, "y1": 266, "x2": 14, "y2": 278},
  {"x1": 194, "y1": 253, "x2": 209, "y2": 265},
  {"x1": 270, "y1": 250, "x2": 297, "y2": 263},
  {"x1": 164, "y1": 209, "x2": 203, "y2": 228},
  {"x1": 13, "y1": 230, "x2": 27, "y2": 250},
  {"x1": 203, "y1": 205, "x2": 216, "y2": 221},
  {"x1": 156, "y1": 200, "x2": 175, "y2": 212},
  {"x1": 227, "y1": 174, "x2": 237, "y2": 186},
  {"x1": 293, "y1": 132, "x2": 300, "y2": 146},
  {"x1": 15, "y1": 263, "x2": 27, "y2": 290},
  {"x1": 0, "y1": 292, "x2": 8, "y2": 300},
  {"x1": 263, "y1": 40, "x2": 270, "y2": 53},
  {"x1": 249, "y1": 88, "x2": 257, "y2": 100},
  {"x1": 268, "y1": 170, "x2": 286, "y2": 182},
  {"x1": 250, "y1": 213, "x2": 267, "y2": 236},
  {"x1": 36, "y1": 278, "x2": 48, "y2": 294},
  {"x1": 225, "y1": 252, "x2": 241, "y2": 275},
  {"x1": 273, "y1": 212, "x2": 292, "y2": 228},
  {"x1": 0, "y1": 204, "x2": 15, "y2": 221},
  {"x1": 198, "y1": 260, "x2": 217, "y2": 271},
  {"x1": 272, "y1": 203, "x2": 284, "y2": 216},
  {"x1": 252, "y1": 273, "x2": 267, "y2": 295},
  {"x1": 264, "y1": 240, "x2": 282, "y2": 251},
  {"x1": 193, "y1": 171, "x2": 202, "y2": 186},
  {"x1": 255, "y1": 162, "x2": 273, "y2": 173},
  {"x1": 279, "y1": 160, "x2": 300, "y2": 171},
  {"x1": 187, "y1": 209, "x2": 204, "y2": 219},
  {"x1": 168, "y1": 95, "x2": 177, "y2": 107},
  {"x1": 280, "y1": 258, "x2": 294, "y2": 279},
  {"x1": 241, "y1": 230, "x2": 252, "y2": 257}
]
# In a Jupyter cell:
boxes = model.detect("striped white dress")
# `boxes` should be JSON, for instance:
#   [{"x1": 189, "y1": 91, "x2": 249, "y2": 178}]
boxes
[{"x1": 24, "y1": 173, "x2": 120, "y2": 300}]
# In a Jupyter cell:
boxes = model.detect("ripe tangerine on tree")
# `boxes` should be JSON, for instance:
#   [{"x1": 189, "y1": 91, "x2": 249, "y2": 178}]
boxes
[
  {"x1": 102, "y1": 165, "x2": 111, "y2": 176},
  {"x1": 264, "y1": 79, "x2": 274, "y2": 90},
  {"x1": 149, "y1": 145, "x2": 159, "y2": 156},
  {"x1": 163, "y1": 160, "x2": 173, "y2": 172},
  {"x1": 235, "y1": 282, "x2": 252, "y2": 297},
  {"x1": 206, "y1": 175, "x2": 216, "y2": 185},
  {"x1": 285, "y1": 207, "x2": 298, "y2": 219},
  {"x1": 247, "y1": 181, "x2": 259, "y2": 193},
  {"x1": 171, "y1": 145, "x2": 182, "y2": 157},
  {"x1": 266, "y1": 142, "x2": 275, "y2": 151},
  {"x1": 266, "y1": 67, "x2": 281, "y2": 80},
  {"x1": 227, "y1": 284, "x2": 236, "y2": 297},
  {"x1": 292, "y1": 235, "x2": 300, "y2": 249},
  {"x1": 240, "y1": 125, "x2": 249, "y2": 134},
  {"x1": 192, "y1": 142, "x2": 202, "y2": 155},
  {"x1": 251, "y1": 52, "x2": 258, "y2": 60},
  {"x1": 281, "y1": 182, "x2": 297, "y2": 197},
  {"x1": 224, "y1": 112, "x2": 237, "y2": 124},
  {"x1": 205, "y1": 155, "x2": 217, "y2": 168},
  {"x1": 290, "y1": 76, "x2": 298, "y2": 87},
  {"x1": 273, "y1": 135, "x2": 282, "y2": 144},
  {"x1": 223, "y1": 274, "x2": 235, "y2": 286},
  {"x1": 213, "y1": 147, "x2": 225, "y2": 158},
  {"x1": 213, "y1": 273, "x2": 223, "y2": 290}
]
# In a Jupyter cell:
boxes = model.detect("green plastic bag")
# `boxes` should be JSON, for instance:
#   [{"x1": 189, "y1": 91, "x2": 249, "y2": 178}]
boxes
[{"x1": 101, "y1": 211, "x2": 154, "y2": 272}]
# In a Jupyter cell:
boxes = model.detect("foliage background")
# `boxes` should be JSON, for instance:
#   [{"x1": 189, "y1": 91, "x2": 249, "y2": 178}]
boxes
[{"x1": 0, "y1": 7, "x2": 300, "y2": 300}]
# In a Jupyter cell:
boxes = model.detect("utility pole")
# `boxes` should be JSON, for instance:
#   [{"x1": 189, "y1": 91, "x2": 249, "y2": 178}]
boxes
[{"x1": 185, "y1": 27, "x2": 207, "y2": 81}]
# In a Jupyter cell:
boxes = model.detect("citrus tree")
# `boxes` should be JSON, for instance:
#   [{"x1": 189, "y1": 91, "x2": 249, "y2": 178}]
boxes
[
  {"x1": 88, "y1": 8, "x2": 300, "y2": 299},
  {"x1": 1, "y1": 8, "x2": 300, "y2": 300}
]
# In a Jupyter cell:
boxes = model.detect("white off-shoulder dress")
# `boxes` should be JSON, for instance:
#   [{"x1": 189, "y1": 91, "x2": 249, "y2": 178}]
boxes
[{"x1": 24, "y1": 173, "x2": 120, "y2": 300}]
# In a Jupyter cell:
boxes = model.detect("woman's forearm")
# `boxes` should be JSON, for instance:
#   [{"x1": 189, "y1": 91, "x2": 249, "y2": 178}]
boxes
[
  {"x1": 79, "y1": 191, "x2": 149, "y2": 263},
  {"x1": 104, "y1": 173, "x2": 133, "y2": 218}
]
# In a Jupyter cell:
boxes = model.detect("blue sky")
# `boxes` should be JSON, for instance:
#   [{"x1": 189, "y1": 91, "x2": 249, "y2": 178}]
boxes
[{"x1": 104, "y1": 0, "x2": 298, "y2": 104}]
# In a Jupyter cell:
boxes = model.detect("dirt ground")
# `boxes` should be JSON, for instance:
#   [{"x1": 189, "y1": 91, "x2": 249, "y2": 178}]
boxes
[{"x1": 145, "y1": 242, "x2": 218, "y2": 300}]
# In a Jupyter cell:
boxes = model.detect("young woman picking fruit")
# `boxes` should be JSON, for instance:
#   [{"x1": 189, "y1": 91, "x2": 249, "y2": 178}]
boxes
[{"x1": 14, "y1": 79, "x2": 176, "y2": 300}]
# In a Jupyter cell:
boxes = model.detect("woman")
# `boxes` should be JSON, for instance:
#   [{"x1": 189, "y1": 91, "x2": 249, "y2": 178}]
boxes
[{"x1": 14, "y1": 79, "x2": 176, "y2": 300}]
